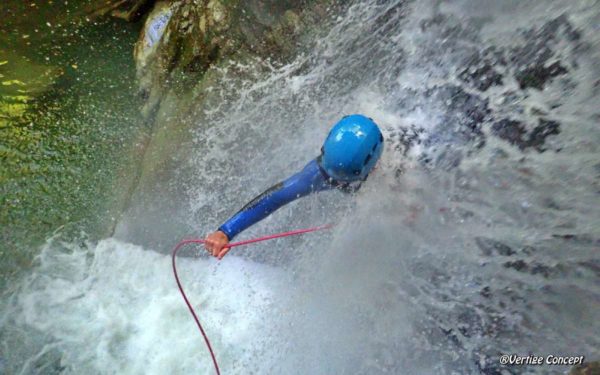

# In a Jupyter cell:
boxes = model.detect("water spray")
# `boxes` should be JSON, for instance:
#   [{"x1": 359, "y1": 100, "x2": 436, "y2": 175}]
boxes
[{"x1": 171, "y1": 224, "x2": 333, "y2": 374}]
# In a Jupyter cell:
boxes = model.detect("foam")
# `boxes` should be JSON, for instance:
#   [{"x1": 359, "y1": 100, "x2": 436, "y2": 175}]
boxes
[{"x1": 7, "y1": 239, "x2": 289, "y2": 374}]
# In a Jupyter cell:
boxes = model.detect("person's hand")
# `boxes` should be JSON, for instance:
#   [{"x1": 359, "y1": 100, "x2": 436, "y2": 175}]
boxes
[{"x1": 204, "y1": 231, "x2": 230, "y2": 259}]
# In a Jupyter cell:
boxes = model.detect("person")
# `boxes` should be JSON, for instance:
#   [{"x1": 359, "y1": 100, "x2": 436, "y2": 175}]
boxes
[{"x1": 204, "y1": 114, "x2": 384, "y2": 259}]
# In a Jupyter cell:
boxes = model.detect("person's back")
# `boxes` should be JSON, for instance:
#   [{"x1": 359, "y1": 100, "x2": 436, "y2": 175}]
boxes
[{"x1": 204, "y1": 114, "x2": 384, "y2": 258}]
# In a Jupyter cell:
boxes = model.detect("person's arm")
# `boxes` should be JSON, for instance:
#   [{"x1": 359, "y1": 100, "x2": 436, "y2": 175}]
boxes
[{"x1": 205, "y1": 159, "x2": 332, "y2": 258}]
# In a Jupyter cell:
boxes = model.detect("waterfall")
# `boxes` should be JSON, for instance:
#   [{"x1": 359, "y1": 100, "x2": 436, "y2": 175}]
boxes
[{"x1": 2, "y1": 1, "x2": 598, "y2": 373}]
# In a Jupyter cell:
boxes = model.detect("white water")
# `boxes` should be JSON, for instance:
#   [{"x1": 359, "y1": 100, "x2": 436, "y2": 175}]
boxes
[
  {"x1": 2, "y1": 238, "x2": 293, "y2": 374},
  {"x1": 3, "y1": 0, "x2": 600, "y2": 374}
]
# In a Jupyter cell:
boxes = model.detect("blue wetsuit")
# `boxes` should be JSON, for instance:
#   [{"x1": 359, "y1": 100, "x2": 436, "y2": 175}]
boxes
[{"x1": 219, "y1": 158, "x2": 359, "y2": 240}]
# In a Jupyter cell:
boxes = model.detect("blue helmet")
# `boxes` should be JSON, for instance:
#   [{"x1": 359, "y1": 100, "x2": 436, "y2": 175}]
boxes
[{"x1": 320, "y1": 114, "x2": 384, "y2": 182}]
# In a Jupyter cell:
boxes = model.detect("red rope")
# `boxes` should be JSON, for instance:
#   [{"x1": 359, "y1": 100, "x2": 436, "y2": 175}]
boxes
[{"x1": 171, "y1": 224, "x2": 333, "y2": 374}]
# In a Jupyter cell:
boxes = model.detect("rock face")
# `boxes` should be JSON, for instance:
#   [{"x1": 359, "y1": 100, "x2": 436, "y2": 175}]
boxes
[
  {"x1": 88, "y1": 0, "x2": 153, "y2": 22},
  {"x1": 491, "y1": 118, "x2": 560, "y2": 152},
  {"x1": 396, "y1": 13, "x2": 583, "y2": 164},
  {"x1": 133, "y1": 0, "x2": 318, "y2": 119},
  {"x1": 134, "y1": 1, "x2": 174, "y2": 119},
  {"x1": 114, "y1": 0, "x2": 333, "y2": 247}
]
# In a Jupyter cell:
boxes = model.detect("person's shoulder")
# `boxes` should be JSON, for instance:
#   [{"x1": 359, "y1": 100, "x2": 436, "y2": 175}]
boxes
[{"x1": 299, "y1": 158, "x2": 322, "y2": 175}]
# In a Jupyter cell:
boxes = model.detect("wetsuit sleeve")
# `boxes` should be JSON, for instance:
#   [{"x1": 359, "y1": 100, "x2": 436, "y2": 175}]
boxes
[{"x1": 218, "y1": 159, "x2": 332, "y2": 240}]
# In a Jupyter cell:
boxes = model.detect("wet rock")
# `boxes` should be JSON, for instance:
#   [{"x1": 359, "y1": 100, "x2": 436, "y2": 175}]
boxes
[
  {"x1": 133, "y1": 0, "x2": 322, "y2": 119},
  {"x1": 511, "y1": 16, "x2": 578, "y2": 67},
  {"x1": 509, "y1": 15, "x2": 580, "y2": 90},
  {"x1": 480, "y1": 286, "x2": 491, "y2": 299},
  {"x1": 528, "y1": 119, "x2": 560, "y2": 151},
  {"x1": 475, "y1": 237, "x2": 516, "y2": 256},
  {"x1": 424, "y1": 85, "x2": 490, "y2": 145},
  {"x1": 456, "y1": 307, "x2": 485, "y2": 338},
  {"x1": 515, "y1": 61, "x2": 568, "y2": 90},
  {"x1": 491, "y1": 118, "x2": 560, "y2": 152},
  {"x1": 439, "y1": 327, "x2": 463, "y2": 349},
  {"x1": 459, "y1": 61, "x2": 503, "y2": 91},
  {"x1": 492, "y1": 119, "x2": 527, "y2": 149},
  {"x1": 88, "y1": 0, "x2": 153, "y2": 22},
  {"x1": 459, "y1": 48, "x2": 505, "y2": 91},
  {"x1": 548, "y1": 15, "x2": 581, "y2": 41},
  {"x1": 529, "y1": 263, "x2": 554, "y2": 278},
  {"x1": 134, "y1": 1, "x2": 174, "y2": 119},
  {"x1": 503, "y1": 260, "x2": 528, "y2": 272},
  {"x1": 501, "y1": 259, "x2": 561, "y2": 278},
  {"x1": 569, "y1": 360, "x2": 600, "y2": 375},
  {"x1": 118, "y1": 1, "x2": 335, "y2": 248},
  {"x1": 388, "y1": 125, "x2": 424, "y2": 155}
]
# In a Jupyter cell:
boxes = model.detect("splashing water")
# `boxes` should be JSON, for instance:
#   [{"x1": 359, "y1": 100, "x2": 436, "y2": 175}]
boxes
[{"x1": 2, "y1": 0, "x2": 599, "y2": 374}]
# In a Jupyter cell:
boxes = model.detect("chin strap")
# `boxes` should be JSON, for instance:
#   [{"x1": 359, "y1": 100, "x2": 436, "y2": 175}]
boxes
[{"x1": 171, "y1": 223, "x2": 333, "y2": 375}]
